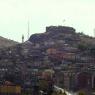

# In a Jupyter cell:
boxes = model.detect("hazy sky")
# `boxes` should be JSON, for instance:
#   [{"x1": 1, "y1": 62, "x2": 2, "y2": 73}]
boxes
[{"x1": 0, "y1": 0, "x2": 95, "y2": 42}]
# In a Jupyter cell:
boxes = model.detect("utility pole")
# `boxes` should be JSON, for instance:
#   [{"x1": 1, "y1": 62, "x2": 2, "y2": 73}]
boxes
[{"x1": 22, "y1": 34, "x2": 24, "y2": 43}]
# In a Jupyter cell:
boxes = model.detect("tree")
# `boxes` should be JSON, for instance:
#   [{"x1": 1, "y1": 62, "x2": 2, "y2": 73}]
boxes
[{"x1": 78, "y1": 44, "x2": 88, "y2": 51}]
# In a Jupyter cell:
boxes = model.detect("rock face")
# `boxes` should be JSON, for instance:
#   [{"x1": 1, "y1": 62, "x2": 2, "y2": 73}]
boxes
[
  {"x1": 0, "y1": 26, "x2": 95, "y2": 91},
  {"x1": 29, "y1": 26, "x2": 76, "y2": 43},
  {"x1": 29, "y1": 26, "x2": 79, "y2": 48}
]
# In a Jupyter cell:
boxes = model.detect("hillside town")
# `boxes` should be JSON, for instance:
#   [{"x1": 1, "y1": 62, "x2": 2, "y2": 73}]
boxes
[{"x1": 0, "y1": 26, "x2": 95, "y2": 94}]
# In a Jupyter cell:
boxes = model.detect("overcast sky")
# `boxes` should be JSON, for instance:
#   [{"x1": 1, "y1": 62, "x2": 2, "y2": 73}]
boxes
[{"x1": 0, "y1": 0, "x2": 95, "y2": 42}]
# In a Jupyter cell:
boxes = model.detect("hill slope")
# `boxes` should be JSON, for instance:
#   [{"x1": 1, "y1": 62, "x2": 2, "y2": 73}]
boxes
[
  {"x1": 0, "y1": 36, "x2": 18, "y2": 48},
  {"x1": 0, "y1": 26, "x2": 94, "y2": 87}
]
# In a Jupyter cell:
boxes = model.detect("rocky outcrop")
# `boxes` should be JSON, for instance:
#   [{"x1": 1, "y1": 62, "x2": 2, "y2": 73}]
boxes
[
  {"x1": 46, "y1": 26, "x2": 76, "y2": 33},
  {"x1": 29, "y1": 26, "x2": 80, "y2": 48}
]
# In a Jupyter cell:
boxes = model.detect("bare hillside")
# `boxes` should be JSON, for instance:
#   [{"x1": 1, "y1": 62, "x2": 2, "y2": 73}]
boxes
[{"x1": 0, "y1": 36, "x2": 18, "y2": 48}]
